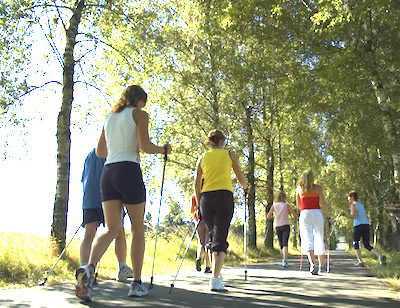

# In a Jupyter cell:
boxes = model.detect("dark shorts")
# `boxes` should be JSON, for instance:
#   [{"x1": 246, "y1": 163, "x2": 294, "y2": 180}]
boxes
[
  {"x1": 200, "y1": 190, "x2": 234, "y2": 253},
  {"x1": 276, "y1": 225, "x2": 290, "y2": 249},
  {"x1": 83, "y1": 208, "x2": 104, "y2": 227},
  {"x1": 353, "y1": 224, "x2": 373, "y2": 251},
  {"x1": 101, "y1": 161, "x2": 146, "y2": 204}
]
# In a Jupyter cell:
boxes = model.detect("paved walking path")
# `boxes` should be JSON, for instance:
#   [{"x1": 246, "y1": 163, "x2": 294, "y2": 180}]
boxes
[{"x1": 0, "y1": 250, "x2": 399, "y2": 307}]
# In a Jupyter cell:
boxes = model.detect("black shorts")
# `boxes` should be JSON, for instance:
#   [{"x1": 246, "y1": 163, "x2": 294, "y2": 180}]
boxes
[
  {"x1": 353, "y1": 224, "x2": 373, "y2": 251},
  {"x1": 276, "y1": 225, "x2": 290, "y2": 249},
  {"x1": 101, "y1": 161, "x2": 146, "y2": 204},
  {"x1": 200, "y1": 190, "x2": 234, "y2": 253},
  {"x1": 83, "y1": 208, "x2": 104, "y2": 227}
]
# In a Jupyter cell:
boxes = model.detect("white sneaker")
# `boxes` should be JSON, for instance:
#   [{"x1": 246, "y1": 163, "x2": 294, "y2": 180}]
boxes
[
  {"x1": 310, "y1": 264, "x2": 319, "y2": 275},
  {"x1": 210, "y1": 277, "x2": 225, "y2": 291},
  {"x1": 282, "y1": 260, "x2": 288, "y2": 268},
  {"x1": 117, "y1": 266, "x2": 134, "y2": 282},
  {"x1": 128, "y1": 282, "x2": 148, "y2": 297},
  {"x1": 75, "y1": 265, "x2": 95, "y2": 302}
]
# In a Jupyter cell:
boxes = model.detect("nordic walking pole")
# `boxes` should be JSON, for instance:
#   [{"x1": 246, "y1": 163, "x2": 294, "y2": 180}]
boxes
[
  {"x1": 174, "y1": 222, "x2": 192, "y2": 261},
  {"x1": 149, "y1": 144, "x2": 168, "y2": 290},
  {"x1": 299, "y1": 253, "x2": 303, "y2": 270},
  {"x1": 39, "y1": 223, "x2": 82, "y2": 286},
  {"x1": 327, "y1": 214, "x2": 339, "y2": 274},
  {"x1": 169, "y1": 220, "x2": 200, "y2": 294},
  {"x1": 244, "y1": 191, "x2": 248, "y2": 281}
]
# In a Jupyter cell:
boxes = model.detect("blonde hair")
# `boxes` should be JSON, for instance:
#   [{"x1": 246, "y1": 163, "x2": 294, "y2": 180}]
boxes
[
  {"x1": 112, "y1": 85, "x2": 147, "y2": 113},
  {"x1": 276, "y1": 191, "x2": 286, "y2": 202},
  {"x1": 297, "y1": 169, "x2": 314, "y2": 192},
  {"x1": 205, "y1": 129, "x2": 225, "y2": 147}
]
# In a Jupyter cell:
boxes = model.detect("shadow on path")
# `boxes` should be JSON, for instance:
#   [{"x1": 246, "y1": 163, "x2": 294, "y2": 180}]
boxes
[{"x1": 0, "y1": 251, "x2": 399, "y2": 307}]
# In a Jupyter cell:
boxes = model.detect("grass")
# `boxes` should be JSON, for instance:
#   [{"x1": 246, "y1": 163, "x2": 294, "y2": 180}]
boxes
[
  {"x1": 4, "y1": 228, "x2": 398, "y2": 292},
  {"x1": 0, "y1": 227, "x2": 280, "y2": 289},
  {"x1": 351, "y1": 247, "x2": 400, "y2": 291}
]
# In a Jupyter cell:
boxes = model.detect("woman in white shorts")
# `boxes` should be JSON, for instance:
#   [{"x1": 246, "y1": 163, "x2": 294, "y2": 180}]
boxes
[{"x1": 296, "y1": 170, "x2": 331, "y2": 275}]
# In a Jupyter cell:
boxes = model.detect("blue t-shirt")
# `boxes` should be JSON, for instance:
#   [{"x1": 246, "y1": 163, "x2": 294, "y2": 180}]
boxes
[
  {"x1": 353, "y1": 201, "x2": 370, "y2": 227},
  {"x1": 81, "y1": 149, "x2": 106, "y2": 209}
]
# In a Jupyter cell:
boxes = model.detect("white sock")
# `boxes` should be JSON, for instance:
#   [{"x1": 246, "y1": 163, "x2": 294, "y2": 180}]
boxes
[
  {"x1": 80, "y1": 262, "x2": 88, "y2": 267},
  {"x1": 118, "y1": 261, "x2": 127, "y2": 270}
]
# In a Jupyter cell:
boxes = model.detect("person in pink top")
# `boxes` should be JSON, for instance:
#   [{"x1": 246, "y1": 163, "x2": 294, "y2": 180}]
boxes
[{"x1": 267, "y1": 191, "x2": 297, "y2": 267}]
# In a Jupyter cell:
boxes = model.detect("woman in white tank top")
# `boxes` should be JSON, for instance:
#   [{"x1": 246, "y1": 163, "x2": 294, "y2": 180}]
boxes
[{"x1": 75, "y1": 85, "x2": 172, "y2": 302}]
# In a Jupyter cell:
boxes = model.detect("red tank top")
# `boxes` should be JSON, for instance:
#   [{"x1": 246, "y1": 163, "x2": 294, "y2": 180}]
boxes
[
  {"x1": 299, "y1": 191, "x2": 320, "y2": 210},
  {"x1": 191, "y1": 194, "x2": 199, "y2": 221}
]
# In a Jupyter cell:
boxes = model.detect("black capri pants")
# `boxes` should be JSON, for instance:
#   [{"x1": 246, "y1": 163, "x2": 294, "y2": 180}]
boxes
[
  {"x1": 353, "y1": 224, "x2": 374, "y2": 251},
  {"x1": 276, "y1": 225, "x2": 290, "y2": 249},
  {"x1": 101, "y1": 161, "x2": 146, "y2": 204},
  {"x1": 200, "y1": 190, "x2": 234, "y2": 254}
]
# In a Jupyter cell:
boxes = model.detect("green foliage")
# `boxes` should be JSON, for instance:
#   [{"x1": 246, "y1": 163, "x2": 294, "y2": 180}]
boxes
[
  {"x1": 2, "y1": 0, "x2": 400, "y2": 256},
  {"x1": 162, "y1": 196, "x2": 186, "y2": 227}
]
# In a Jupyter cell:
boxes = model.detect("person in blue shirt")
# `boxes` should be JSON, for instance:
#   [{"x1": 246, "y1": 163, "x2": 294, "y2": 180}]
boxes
[
  {"x1": 340, "y1": 190, "x2": 386, "y2": 267},
  {"x1": 80, "y1": 148, "x2": 133, "y2": 282}
]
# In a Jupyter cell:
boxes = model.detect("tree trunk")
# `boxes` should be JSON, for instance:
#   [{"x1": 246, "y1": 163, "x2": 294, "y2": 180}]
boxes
[
  {"x1": 362, "y1": 9, "x2": 400, "y2": 200},
  {"x1": 51, "y1": 0, "x2": 85, "y2": 252},
  {"x1": 264, "y1": 132, "x2": 274, "y2": 248},
  {"x1": 244, "y1": 105, "x2": 256, "y2": 247},
  {"x1": 389, "y1": 215, "x2": 399, "y2": 251}
]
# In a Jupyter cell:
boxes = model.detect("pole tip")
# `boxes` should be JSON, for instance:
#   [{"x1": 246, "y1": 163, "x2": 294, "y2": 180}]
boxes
[{"x1": 168, "y1": 283, "x2": 174, "y2": 294}]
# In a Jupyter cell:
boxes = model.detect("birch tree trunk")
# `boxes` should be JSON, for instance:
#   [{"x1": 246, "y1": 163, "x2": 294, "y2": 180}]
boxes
[
  {"x1": 51, "y1": 0, "x2": 85, "y2": 252},
  {"x1": 363, "y1": 9, "x2": 400, "y2": 201}
]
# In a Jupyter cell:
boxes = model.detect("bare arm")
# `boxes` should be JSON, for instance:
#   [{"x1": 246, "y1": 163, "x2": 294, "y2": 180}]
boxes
[
  {"x1": 194, "y1": 157, "x2": 203, "y2": 207},
  {"x1": 287, "y1": 204, "x2": 298, "y2": 218},
  {"x1": 134, "y1": 109, "x2": 172, "y2": 154},
  {"x1": 96, "y1": 128, "x2": 107, "y2": 158},
  {"x1": 316, "y1": 185, "x2": 330, "y2": 218},
  {"x1": 231, "y1": 152, "x2": 249, "y2": 192},
  {"x1": 296, "y1": 187, "x2": 302, "y2": 211},
  {"x1": 267, "y1": 205, "x2": 274, "y2": 220},
  {"x1": 341, "y1": 203, "x2": 357, "y2": 220}
]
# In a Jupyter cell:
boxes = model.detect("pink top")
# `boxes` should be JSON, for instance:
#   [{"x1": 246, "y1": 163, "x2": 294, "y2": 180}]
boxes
[{"x1": 274, "y1": 202, "x2": 290, "y2": 227}]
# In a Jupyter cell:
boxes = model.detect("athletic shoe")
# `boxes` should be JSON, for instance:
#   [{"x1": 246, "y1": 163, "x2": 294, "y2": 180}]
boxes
[
  {"x1": 117, "y1": 266, "x2": 134, "y2": 282},
  {"x1": 319, "y1": 265, "x2": 325, "y2": 273},
  {"x1": 354, "y1": 261, "x2": 365, "y2": 267},
  {"x1": 310, "y1": 264, "x2": 318, "y2": 275},
  {"x1": 196, "y1": 258, "x2": 202, "y2": 272},
  {"x1": 128, "y1": 282, "x2": 148, "y2": 297},
  {"x1": 282, "y1": 260, "x2": 288, "y2": 268},
  {"x1": 379, "y1": 255, "x2": 386, "y2": 266},
  {"x1": 75, "y1": 265, "x2": 95, "y2": 302},
  {"x1": 209, "y1": 277, "x2": 225, "y2": 291},
  {"x1": 204, "y1": 267, "x2": 212, "y2": 273}
]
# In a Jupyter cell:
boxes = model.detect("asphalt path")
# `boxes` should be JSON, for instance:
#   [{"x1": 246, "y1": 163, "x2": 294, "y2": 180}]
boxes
[{"x1": 0, "y1": 250, "x2": 399, "y2": 307}]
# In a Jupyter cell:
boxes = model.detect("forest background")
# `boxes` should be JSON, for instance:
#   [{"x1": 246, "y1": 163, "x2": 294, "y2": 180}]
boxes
[{"x1": 1, "y1": 0, "x2": 400, "y2": 253}]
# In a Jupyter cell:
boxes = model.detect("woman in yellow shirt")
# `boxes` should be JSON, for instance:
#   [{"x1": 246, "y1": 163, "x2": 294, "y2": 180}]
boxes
[{"x1": 194, "y1": 129, "x2": 248, "y2": 291}]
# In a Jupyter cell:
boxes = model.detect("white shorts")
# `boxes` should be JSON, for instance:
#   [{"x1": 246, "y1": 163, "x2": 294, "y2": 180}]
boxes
[{"x1": 299, "y1": 209, "x2": 325, "y2": 255}]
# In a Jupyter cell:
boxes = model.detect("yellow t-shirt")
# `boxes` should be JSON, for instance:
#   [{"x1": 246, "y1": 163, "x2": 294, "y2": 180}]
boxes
[{"x1": 200, "y1": 149, "x2": 233, "y2": 193}]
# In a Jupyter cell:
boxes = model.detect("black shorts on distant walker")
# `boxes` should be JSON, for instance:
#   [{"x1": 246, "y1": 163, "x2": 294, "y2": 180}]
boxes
[
  {"x1": 83, "y1": 208, "x2": 105, "y2": 227},
  {"x1": 101, "y1": 161, "x2": 146, "y2": 204}
]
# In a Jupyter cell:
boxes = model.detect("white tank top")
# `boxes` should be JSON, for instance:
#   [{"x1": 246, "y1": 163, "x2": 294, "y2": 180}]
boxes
[
  {"x1": 103, "y1": 106, "x2": 140, "y2": 165},
  {"x1": 274, "y1": 202, "x2": 290, "y2": 227}
]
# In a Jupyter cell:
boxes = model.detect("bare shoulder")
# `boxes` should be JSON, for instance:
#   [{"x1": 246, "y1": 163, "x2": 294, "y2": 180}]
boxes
[
  {"x1": 133, "y1": 108, "x2": 149, "y2": 122},
  {"x1": 313, "y1": 184, "x2": 324, "y2": 193}
]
